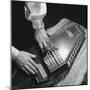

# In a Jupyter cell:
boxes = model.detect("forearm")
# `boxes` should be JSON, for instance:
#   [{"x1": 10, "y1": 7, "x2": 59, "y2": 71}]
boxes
[
  {"x1": 11, "y1": 46, "x2": 19, "y2": 60},
  {"x1": 25, "y1": 2, "x2": 49, "y2": 51}
]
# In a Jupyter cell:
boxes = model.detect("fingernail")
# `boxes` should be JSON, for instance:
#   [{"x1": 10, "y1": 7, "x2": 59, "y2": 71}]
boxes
[
  {"x1": 33, "y1": 54, "x2": 36, "y2": 58},
  {"x1": 34, "y1": 55, "x2": 36, "y2": 57}
]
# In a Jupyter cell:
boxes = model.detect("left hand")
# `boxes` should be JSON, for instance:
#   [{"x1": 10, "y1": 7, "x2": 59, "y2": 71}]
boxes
[
  {"x1": 35, "y1": 28, "x2": 50, "y2": 52},
  {"x1": 15, "y1": 51, "x2": 38, "y2": 75}
]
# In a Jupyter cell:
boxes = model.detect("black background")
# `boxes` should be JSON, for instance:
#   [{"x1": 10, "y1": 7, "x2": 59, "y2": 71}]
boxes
[{"x1": 12, "y1": 1, "x2": 87, "y2": 50}]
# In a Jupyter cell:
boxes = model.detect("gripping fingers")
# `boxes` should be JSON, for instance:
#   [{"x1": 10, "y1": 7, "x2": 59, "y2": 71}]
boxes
[
  {"x1": 27, "y1": 61, "x2": 38, "y2": 74},
  {"x1": 22, "y1": 67, "x2": 30, "y2": 75},
  {"x1": 42, "y1": 38, "x2": 50, "y2": 50},
  {"x1": 24, "y1": 65, "x2": 36, "y2": 75},
  {"x1": 43, "y1": 39, "x2": 47, "y2": 48},
  {"x1": 39, "y1": 42, "x2": 44, "y2": 52},
  {"x1": 27, "y1": 57, "x2": 38, "y2": 69}
]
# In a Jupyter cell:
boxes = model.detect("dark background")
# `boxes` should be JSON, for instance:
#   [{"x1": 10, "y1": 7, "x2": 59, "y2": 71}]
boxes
[{"x1": 12, "y1": 1, "x2": 87, "y2": 50}]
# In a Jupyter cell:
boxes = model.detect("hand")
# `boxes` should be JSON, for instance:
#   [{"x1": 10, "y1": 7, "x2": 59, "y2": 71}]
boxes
[
  {"x1": 35, "y1": 28, "x2": 50, "y2": 52},
  {"x1": 15, "y1": 51, "x2": 38, "y2": 75}
]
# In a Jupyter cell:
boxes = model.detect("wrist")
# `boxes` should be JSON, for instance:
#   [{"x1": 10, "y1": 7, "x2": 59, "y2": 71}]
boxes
[
  {"x1": 12, "y1": 46, "x2": 19, "y2": 60},
  {"x1": 31, "y1": 18, "x2": 45, "y2": 30},
  {"x1": 34, "y1": 27, "x2": 46, "y2": 36}
]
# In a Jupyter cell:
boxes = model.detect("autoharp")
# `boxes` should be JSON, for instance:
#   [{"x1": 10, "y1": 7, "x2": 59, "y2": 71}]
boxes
[{"x1": 29, "y1": 19, "x2": 86, "y2": 83}]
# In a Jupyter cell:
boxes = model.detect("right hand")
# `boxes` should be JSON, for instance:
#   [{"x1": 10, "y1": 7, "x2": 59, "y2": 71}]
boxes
[
  {"x1": 35, "y1": 28, "x2": 50, "y2": 52},
  {"x1": 15, "y1": 51, "x2": 38, "y2": 75}
]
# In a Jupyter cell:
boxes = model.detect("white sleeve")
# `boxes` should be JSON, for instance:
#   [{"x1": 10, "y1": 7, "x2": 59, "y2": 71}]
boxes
[
  {"x1": 25, "y1": 2, "x2": 47, "y2": 17},
  {"x1": 25, "y1": 2, "x2": 47, "y2": 29}
]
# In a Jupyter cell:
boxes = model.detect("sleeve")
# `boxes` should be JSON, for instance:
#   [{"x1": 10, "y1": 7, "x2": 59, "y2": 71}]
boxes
[{"x1": 24, "y1": 2, "x2": 47, "y2": 29}]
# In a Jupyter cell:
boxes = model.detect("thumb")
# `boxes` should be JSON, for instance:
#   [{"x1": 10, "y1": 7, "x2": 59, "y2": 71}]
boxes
[{"x1": 29, "y1": 53, "x2": 36, "y2": 58}]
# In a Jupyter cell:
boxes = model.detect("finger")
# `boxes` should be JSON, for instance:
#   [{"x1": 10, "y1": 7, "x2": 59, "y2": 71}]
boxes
[
  {"x1": 22, "y1": 67, "x2": 30, "y2": 75},
  {"x1": 29, "y1": 53, "x2": 36, "y2": 58},
  {"x1": 24, "y1": 65, "x2": 36, "y2": 75},
  {"x1": 42, "y1": 38, "x2": 50, "y2": 51},
  {"x1": 39, "y1": 42, "x2": 43, "y2": 49},
  {"x1": 27, "y1": 61, "x2": 38, "y2": 73},
  {"x1": 45, "y1": 35, "x2": 50, "y2": 44},
  {"x1": 43, "y1": 39, "x2": 47, "y2": 48},
  {"x1": 27, "y1": 58, "x2": 38, "y2": 69},
  {"x1": 39, "y1": 42, "x2": 44, "y2": 52}
]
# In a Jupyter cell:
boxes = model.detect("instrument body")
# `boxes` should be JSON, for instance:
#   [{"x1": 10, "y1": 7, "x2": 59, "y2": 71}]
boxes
[
  {"x1": 34, "y1": 19, "x2": 85, "y2": 83},
  {"x1": 12, "y1": 18, "x2": 86, "y2": 89}
]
